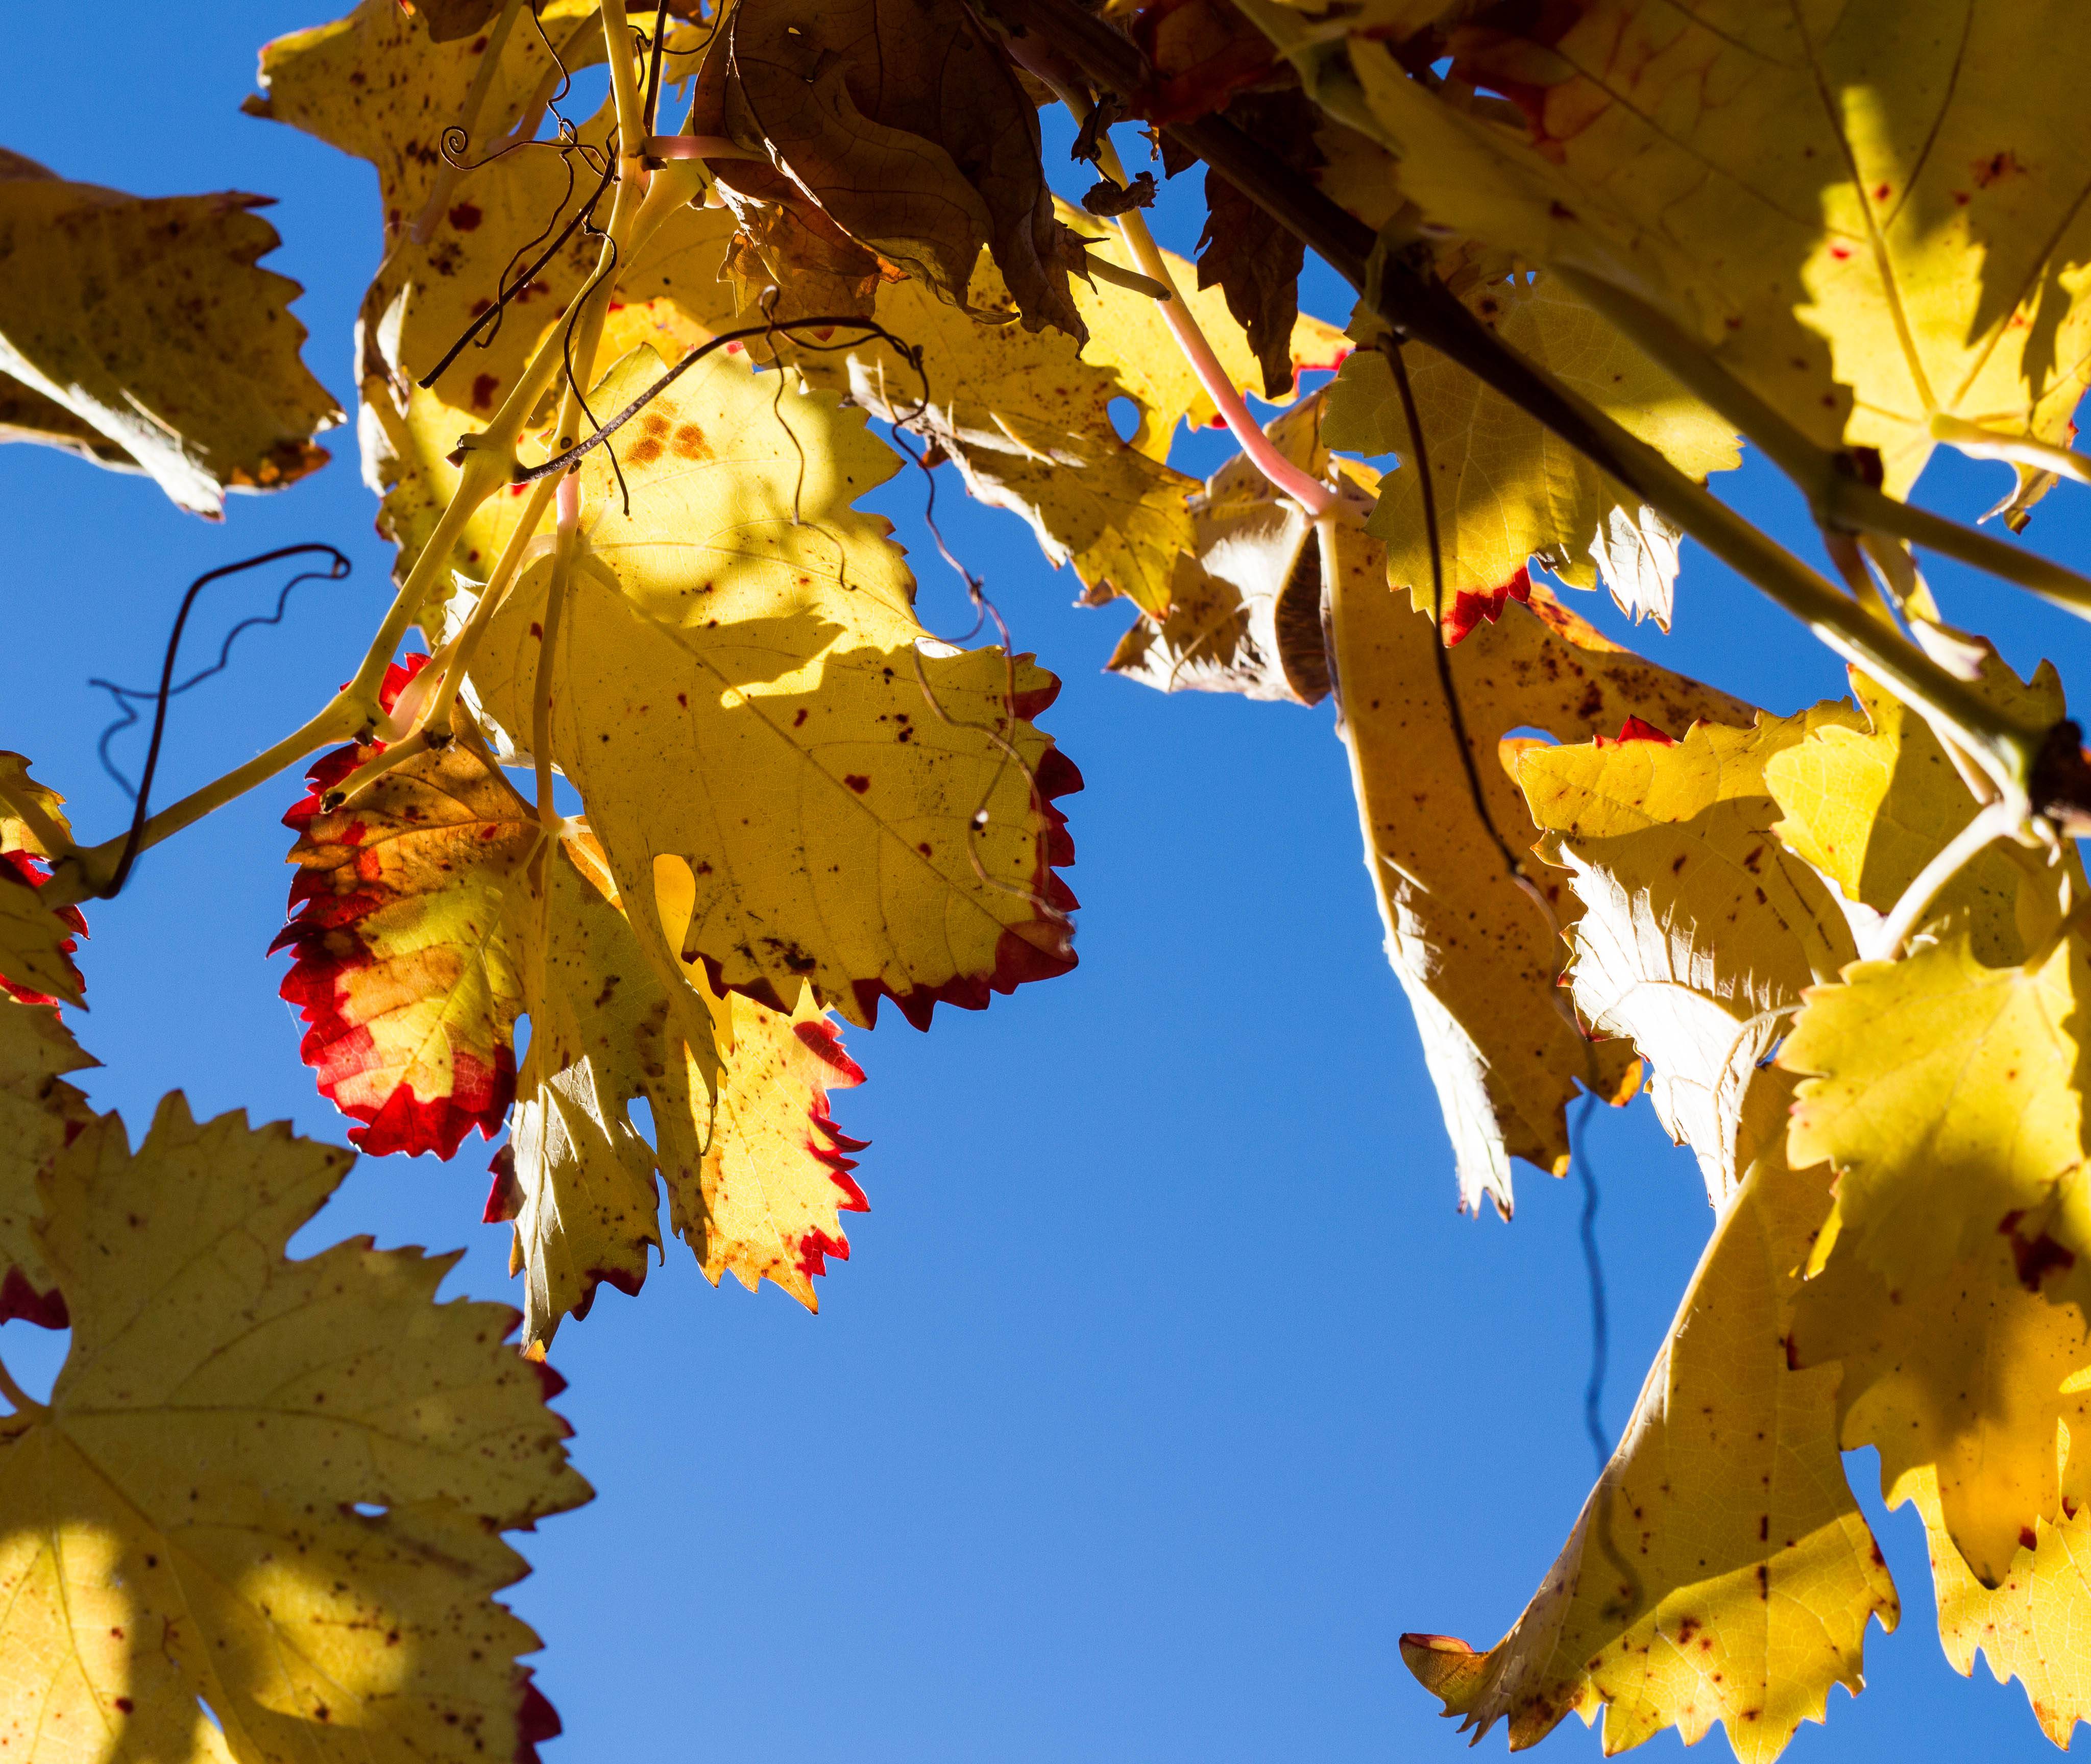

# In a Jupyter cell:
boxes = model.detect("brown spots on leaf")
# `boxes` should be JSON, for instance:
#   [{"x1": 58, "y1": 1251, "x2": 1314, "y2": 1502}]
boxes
[
  {"x1": 1973, "y1": 150, "x2": 2026, "y2": 188},
  {"x1": 627, "y1": 411, "x2": 672, "y2": 467},
  {"x1": 471, "y1": 372, "x2": 498, "y2": 411},
  {"x1": 448, "y1": 201, "x2": 483, "y2": 232},
  {"x1": 793, "y1": 708, "x2": 809, "y2": 727},
  {"x1": 844, "y1": 774, "x2": 871, "y2": 794},
  {"x1": 114, "y1": 1698, "x2": 134, "y2": 1715},
  {"x1": 672, "y1": 421, "x2": 709, "y2": 459}
]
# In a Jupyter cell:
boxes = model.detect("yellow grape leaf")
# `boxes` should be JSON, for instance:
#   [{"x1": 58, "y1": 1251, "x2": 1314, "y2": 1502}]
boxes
[
  {"x1": 471, "y1": 345, "x2": 1081, "y2": 1030},
  {"x1": 277, "y1": 703, "x2": 870, "y2": 1346},
  {"x1": 1327, "y1": 468, "x2": 1752, "y2": 1214},
  {"x1": 1767, "y1": 665, "x2": 2071, "y2": 966},
  {"x1": 1781, "y1": 929, "x2": 2090, "y2": 1291},
  {"x1": 1794, "y1": 1223, "x2": 2091, "y2": 1589},
  {"x1": 1323, "y1": 270, "x2": 1737, "y2": 632},
  {"x1": 1916, "y1": 1446, "x2": 2091, "y2": 1745},
  {"x1": 0, "y1": 995, "x2": 91, "y2": 1330},
  {"x1": 0, "y1": 370, "x2": 134, "y2": 470},
  {"x1": 0, "y1": 1093, "x2": 591, "y2": 1760},
  {"x1": 1308, "y1": 0, "x2": 2091, "y2": 494},
  {"x1": 0, "y1": 153, "x2": 338, "y2": 516},
  {"x1": 248, "y1": 0, "x2": 603, "y2": 239},
  {"x1": 781, "y1": 209, "x2": 1343, "y2": 616},
  {"x1": 649, "y1": 853, "x2": 870, "y2": 1304},
  {"x1": 0, "y1": 753, "x2": 84, "y2": 1008},
  {"x1": 1779, "y1": 927, "x2": 2091, "y2": 1580},
  {"x1": 357, "y1": 89, "x2": 744, "y2": 436},
  {"x1": 1107, "y1": 395, "x2": 1332, "y2": 702},
  {"x1": 1402, "y1": 1124, "x2": 1898, "y2": 1761},
  {"x1": 1519, "y1": 709, "x2": 1860, "y2": 1206}
]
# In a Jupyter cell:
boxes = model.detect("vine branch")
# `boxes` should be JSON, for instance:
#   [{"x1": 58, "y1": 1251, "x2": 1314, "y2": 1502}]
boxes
[{"x1": 982, "y1": 0, "x2": 2088, "y2": 827}]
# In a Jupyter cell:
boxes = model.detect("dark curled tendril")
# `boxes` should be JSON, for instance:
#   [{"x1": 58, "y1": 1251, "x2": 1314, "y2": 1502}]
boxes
[
  {"x1": 1570, "y1": 1090, "x2": 1610, "y2": 1472},
  {"x1": 91, "y1": 545, "x2": 353, "y2": 899},
  {"x1": 419, "y1": 140, "x2": 617, "y2": 390},
  {"x1": 512, "y1": 316, "x2": 932, "y2": 484}
]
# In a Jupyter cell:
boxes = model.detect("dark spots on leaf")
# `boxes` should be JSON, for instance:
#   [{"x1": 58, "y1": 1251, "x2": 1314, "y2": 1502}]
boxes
[
  {"x1": 448, "y1": 202, "x2": 483, "y2": 231},
  {"x1": 918, "y1": 842, "x2": 933, "y2": 856},
  {"x1": 672, "y1": 422, "x2": 708, "y2": 459},
  {"x1": 471, "y1": 373, "x2": 498, "y2": 410},
  {"x1": 677, "y1": 692, "x2": 689, "y2": 707},
  {"x1": 114, "y1": 1699, "x2": 133, "y2": 1715},
  {"x1": 844, "y1": 774, "x2": 870, "y2": 793},
  {"x1": 793, "y1": 708, "x2": 808, "y2": 727},
  {"x1": 1973, "y1": 150, "x2": 2025, "y2": 188}
]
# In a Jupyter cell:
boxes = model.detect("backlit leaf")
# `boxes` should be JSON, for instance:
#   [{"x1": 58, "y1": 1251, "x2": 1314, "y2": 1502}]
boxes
[
  {"x1": 1766, "y1": 663, "x2": 2070, "y2": 965},
  {"x1": 277, "y1": 701, "x2": 870, "y2": 1345},
  {"x1": 0, "y1": 152, "x2": 338, "y2": 516},
  {"x1": 1327, "y1": 465, "x2": 1752, "y2": 1215},
  {"x1": 0, "y1": 753, "x2": 84, "y2": 1009},
  {"x1": 1916, "y1": 1451, "x2": 2091, "y2": 1745},
  {"x1": 1402, "y1": 1124, "x2": 1898, "y2": 1761},
  {"x1": 248, "y1": 0, "x2": 603, "y2": 240},
  {"x1": 1322, "y1": 270, "x2": 1737, "y2": 632},
  {"x1": 1520, "y1": 708, "x2": 1861, "y2": 1205},
  {"x1": 1779, "y1": 928, "x2": 2091, "y2": 1580},
  {"x1": 1319, "y1": 0, "x2": 2091, "y2": 494},
  {"x1": 1106, "y1": 396, "x2": 1332, "y2": 702},
  {"x1": 470, "y1": 345, "x2": 1082, "y2": 1029},
  {"x1": 0, "y1": 1093, "x2": 591, "y2": 1760},
  {"x1": 1793, "y1": 1219, "x2": 2091, "y2": 1589},
  {"x1": 0, "y1": 994, "x2": 90, "y2": 1329},
  {"x1": 777, "y1": 202, "x2": 1343, "y2": 616}
]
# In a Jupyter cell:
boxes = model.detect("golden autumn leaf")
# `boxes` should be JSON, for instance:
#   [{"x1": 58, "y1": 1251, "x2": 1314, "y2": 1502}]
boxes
[
  {"x1": 0, "y1": 994, "x2": 90, "y2": 1330},
  {"x1": 1779, "y1": 927, "x2": 2091, "y2": 1582},
  {"x1": 0, "y1": 753, "x2": 85, "y2": 1009},
  {"x1": 0, "y1": 152, "x2": 338, "y2": 516},
  {"x1": 1105, "y1": 395, "x2": 1332, "y2": 702},
  {"x1": 1403, "y1": 1124, "x2": 1898, "y2": 1761},
  {"x1": 470, "y1": 345, "x2": 1081, "y2": 1030},
  {"x1": 777, "y1": 202, "x2": 1343, "y2": 616},
  {"x1": 247, "y1": 0, "x2": 604, "y2": 241},
  {"x1": 1287, "y1": 0, "x2": 2091, "y2": 496},
  {"x1": 1915, "y1": 1448, "x2": 2091, "y2": 1745},
  {"x1": 1326, "y1": 467, "x2": 1751, "y2": 1215},
  {"x1": 1793, "y1": 1222, "x2": 2091, "y2": 1590},
  {"x1": 1782, "y1": 930, "x2": 2090, "y2": 1295},
  {"x1": 1322, "y1": 269, "x2": 1737, "y2": 633},
  {"x1": 1766, "y1": 664, "x2": 2073, "y2": 966},
  {"x1": 1519, "y1": 708, "x2": 1860, "y2": 1206},
  {"x1": 0, "y1": 371, "x2": 133, "y2": 470},
  {"x1": 276, "y1": 683, "x2": 871, "y2": 1345},
  {"x1": 0, "y1": 1093, "x2": 591, "y2": 1761}
]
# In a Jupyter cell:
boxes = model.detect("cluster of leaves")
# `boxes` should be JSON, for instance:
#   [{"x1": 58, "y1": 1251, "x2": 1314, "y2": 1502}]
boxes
[{"x1": 7, "y1": 0, "x2": 2091, "y2": 1756}]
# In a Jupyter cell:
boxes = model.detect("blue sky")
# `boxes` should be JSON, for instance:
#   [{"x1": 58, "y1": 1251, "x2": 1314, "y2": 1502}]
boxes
[{"x1": 6, "y1": 8, "x2": 2091, "y2": 1760}]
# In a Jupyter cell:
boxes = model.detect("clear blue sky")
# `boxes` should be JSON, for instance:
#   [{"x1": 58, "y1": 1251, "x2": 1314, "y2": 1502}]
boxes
[{"x1": 6, "y1": 8, "x2": 2091, "y2": 1760}]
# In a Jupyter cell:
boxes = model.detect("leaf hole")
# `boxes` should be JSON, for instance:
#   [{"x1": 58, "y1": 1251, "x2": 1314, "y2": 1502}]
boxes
[{"x1": 1107, "y1": 397, "x2": 1141, "y2": 445}]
